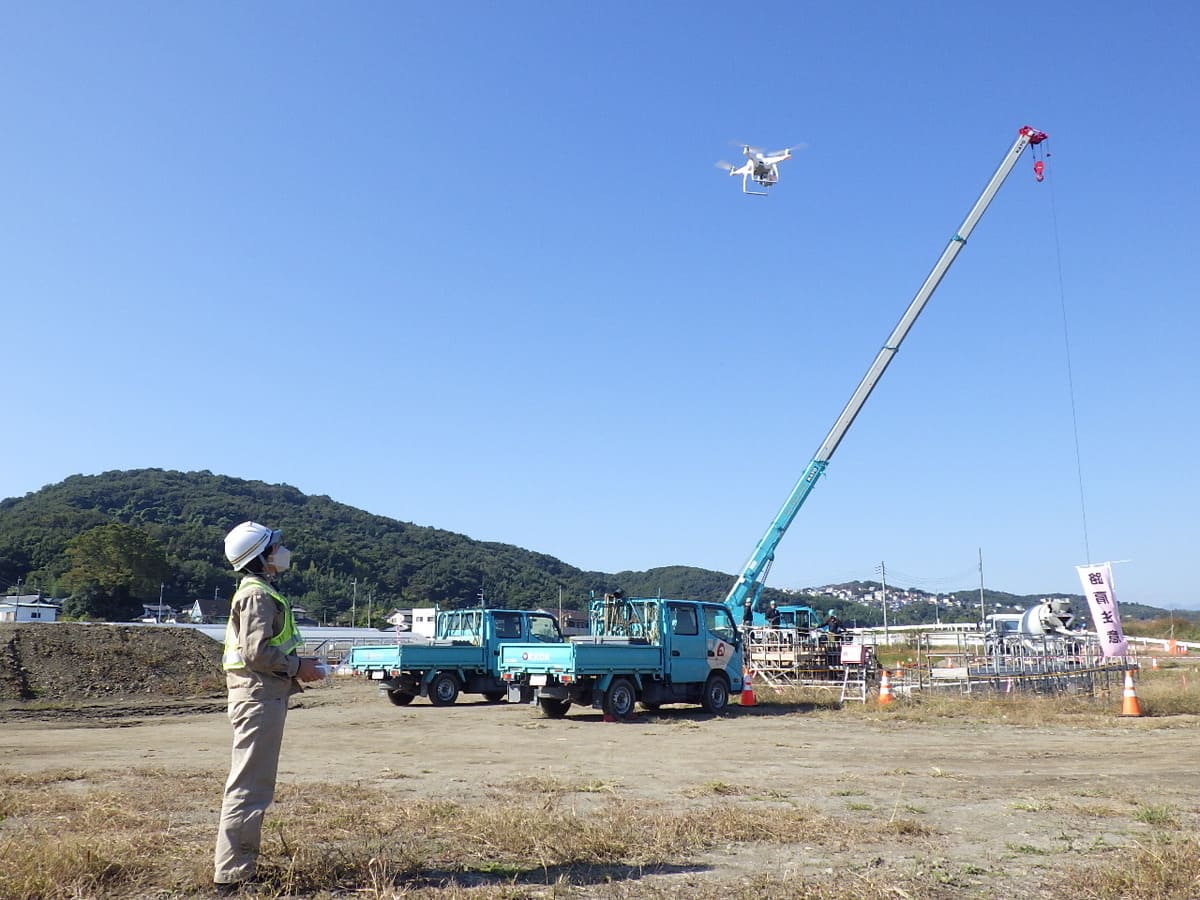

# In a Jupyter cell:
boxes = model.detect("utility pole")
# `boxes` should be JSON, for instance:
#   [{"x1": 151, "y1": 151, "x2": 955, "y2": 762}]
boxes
[
  {"x1": 978, "y1": 548, "x2": 986, "y2": 630},
  {"x1": 351, "y1": 578, "x2": 357, "y2": 627},
  {"x1": 876, "y1": 562, "x2": 889, "y2": 647}
]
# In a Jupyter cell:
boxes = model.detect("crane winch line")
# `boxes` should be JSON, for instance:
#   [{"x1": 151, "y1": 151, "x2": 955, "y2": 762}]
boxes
[{"x1": 725, "y1": 125, "x2": 1049, "y2": 620}]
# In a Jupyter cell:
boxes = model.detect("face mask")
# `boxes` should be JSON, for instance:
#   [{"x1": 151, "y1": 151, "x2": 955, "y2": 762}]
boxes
[{"x1": 269, "y1": 546, "x2": 292, "y2": 572}]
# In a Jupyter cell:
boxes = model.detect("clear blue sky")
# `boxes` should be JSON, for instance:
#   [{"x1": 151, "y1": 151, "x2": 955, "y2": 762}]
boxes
[{"x1": 3, "y1": 3, "x2": 1197, "y2": 610}]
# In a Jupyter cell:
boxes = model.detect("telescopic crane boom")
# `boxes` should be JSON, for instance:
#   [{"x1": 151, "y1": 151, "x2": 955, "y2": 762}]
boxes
[{"x1": 725, "y1": 125, "x2": 1048, "y2": 620}]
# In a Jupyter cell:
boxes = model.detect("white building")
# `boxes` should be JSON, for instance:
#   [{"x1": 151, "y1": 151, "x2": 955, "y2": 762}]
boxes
[{"x1": 0, "y1": 595, "x2": 60, "y2": 623}]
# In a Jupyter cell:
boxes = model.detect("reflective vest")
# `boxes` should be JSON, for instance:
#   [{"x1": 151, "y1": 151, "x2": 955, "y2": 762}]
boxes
[{"x1": 222, "y1": 575, "x2": 304, "y2": 671}]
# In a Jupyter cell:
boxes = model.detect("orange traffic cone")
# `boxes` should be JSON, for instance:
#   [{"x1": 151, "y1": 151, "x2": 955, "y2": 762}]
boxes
[
  {"x1": 740, "y1": 663, "x2": 758, "y2": 706},
  {"x1": 1120, "y1": 670, "x2": 1143, "y2": 717},
  {"x1": 1151, "y1": 656, "x2": 1159, "y2": 670},
  {"x1": 877, "y1": 669, "x2": 894, "y2": 706}
]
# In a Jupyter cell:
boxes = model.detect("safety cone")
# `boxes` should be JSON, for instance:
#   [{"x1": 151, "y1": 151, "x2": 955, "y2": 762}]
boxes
[
  {"x1": 877, "y1": 669, "x2": 894, "y2": 706},
  {"x1": 1151, "y1": 656, "x2": 1159, "y2": 670},
  {"x1": 1120, "y1": 670, "x2": 1143, "y2": 717},
  {"x1": 740, "y1": 663, "x2": 758, "y2": 706}
]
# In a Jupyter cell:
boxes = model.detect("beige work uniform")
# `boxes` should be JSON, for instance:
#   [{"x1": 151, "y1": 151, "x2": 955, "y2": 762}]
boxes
[{"x1": 214, "y1": 576, "x2": 303, "y2": 885}]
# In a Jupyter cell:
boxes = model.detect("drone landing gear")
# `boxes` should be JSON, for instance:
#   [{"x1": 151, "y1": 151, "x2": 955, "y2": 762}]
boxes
[{"x1": 741, "y1": 173, "x2": 772, "y2": 196}]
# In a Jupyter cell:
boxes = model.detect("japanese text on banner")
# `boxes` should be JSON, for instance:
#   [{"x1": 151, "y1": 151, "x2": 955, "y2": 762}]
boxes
[{"x1": 1075, "y1": 563, "x2": 1128, "y2": 658}]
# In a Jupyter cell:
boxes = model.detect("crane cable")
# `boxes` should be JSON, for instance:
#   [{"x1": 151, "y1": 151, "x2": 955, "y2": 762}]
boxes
[{"x1": 1040, "y1": 145, "x2": 1092, "y2": 564}]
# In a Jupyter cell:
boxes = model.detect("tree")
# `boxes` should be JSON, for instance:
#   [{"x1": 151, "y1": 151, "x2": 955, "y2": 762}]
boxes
[{"x1": 60, "y1": 524, "x2": 172, "y2": 620}]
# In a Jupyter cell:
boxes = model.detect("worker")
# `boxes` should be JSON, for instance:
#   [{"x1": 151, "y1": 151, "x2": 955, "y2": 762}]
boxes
[
  {"x1": 822, "y1": 609, "x2": 843, "y2": 634},
  {"x1": 766, "y1": 601, "x2": 782, "y2": 628},
  {"x1": 214, "y1": 521, "x2": 324, "y2": 893}
]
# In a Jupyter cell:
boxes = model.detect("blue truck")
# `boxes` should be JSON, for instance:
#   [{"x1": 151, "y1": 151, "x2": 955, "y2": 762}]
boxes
[
  {"x1": 343, "y1": 607, "x2": 563, "y2": 706},
  {"x1": 499, "y1": 594, "x2": 745, "y2": 720}
]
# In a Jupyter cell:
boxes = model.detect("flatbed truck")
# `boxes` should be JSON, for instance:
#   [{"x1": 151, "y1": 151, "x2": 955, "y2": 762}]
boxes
[
  {"x1": 499, "y1": 594, "x2": 745, "y2": 719},
  {"x1": 344, "y1": 607, "x2": 563, "y2": 706}
]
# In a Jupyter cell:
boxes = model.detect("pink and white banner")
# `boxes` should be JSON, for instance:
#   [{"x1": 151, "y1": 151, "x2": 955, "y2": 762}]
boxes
[{"x1": 1075, "y1": 563, "x2": 1129, "y2": 658}]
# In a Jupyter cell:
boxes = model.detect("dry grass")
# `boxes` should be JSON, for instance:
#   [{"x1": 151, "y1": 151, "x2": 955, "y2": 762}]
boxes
[
  {"x1": 0, "y1": 770, "x2": 894, "y2": 899},
  {"x1": 4, "y1": 758, "x2": 1197, "y2": 900},
  {"x1": 757, "y1": 666, "x2": 1200, "y2": 722},
  {"x1": 1067, "y1": 834, "x2": 1200, "y2": 899}
]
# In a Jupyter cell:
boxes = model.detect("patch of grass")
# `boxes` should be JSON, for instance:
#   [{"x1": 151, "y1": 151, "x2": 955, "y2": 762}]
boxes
[
  {"x1": 1010, "y1": 798, "x2": 1054, "y2": 812},
  {"x1": 1133, "y1": 804, "x2": 1181, "y2": 829},
  {"x1": 1007, "y1": 842, "x2": 1051, "y2": 855},
  {"x1": 886, "y1": 818, "x2": 932, "y2": 836},
  {"x1": 1062, "y1": 834, "x2": 1200, "y2": 899}
]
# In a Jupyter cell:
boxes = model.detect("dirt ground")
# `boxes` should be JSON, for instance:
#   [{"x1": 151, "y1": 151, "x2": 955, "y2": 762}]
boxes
[{"x1": 2, "y1": 625, "x2": 1198, "y2": 898}]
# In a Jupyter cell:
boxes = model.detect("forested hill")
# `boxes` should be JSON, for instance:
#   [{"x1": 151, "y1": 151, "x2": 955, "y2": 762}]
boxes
[{"x1": 0, "y1": 469, "x2": 777, "y2": 623}]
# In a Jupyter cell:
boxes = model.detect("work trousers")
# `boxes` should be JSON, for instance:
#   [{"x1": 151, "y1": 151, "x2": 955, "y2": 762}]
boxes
[{"x1": 214, "y1": 697, "x2": 288, "y2": 884}]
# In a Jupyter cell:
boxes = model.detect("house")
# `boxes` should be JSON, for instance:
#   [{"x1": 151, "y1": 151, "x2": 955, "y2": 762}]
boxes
[
  {"x1": 183, "y1": 597, "x2": 232, "y2": 624},
  {"x1": 0, "y1": 595, "x2": 60, "y2": 623},
  {"x1": 140, "y1": 603, "x2": 177, "y2": 623},
  {"x1": 387, "y1": 607, "x2": 437, "y2": 638}
]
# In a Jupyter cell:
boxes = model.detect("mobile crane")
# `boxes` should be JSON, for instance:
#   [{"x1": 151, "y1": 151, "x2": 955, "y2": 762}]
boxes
[
  {"x1": 727, "y1": 126, "x2": 1048, "y2": 624},
  {"x1": 500, "y1": 126, "x2": 1048, "y2": 719}
]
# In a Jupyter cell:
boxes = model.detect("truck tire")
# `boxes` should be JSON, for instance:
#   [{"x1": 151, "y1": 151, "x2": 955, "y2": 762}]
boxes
[
  {"x1": 700, "y1": 673, "x2": 730, "y2": 714},
  {"x1": 538, "y1": 698, "x2": 571, "y2": 718},
  {"x1": 386, "y1": 689, "x2": 415, "y2": 706},
  {"x1": 603, "y1": 677, "x2": 637, "y2": 721},
  {"x1": 428, "y1": 672, "x2": 460, "y2": 706}
]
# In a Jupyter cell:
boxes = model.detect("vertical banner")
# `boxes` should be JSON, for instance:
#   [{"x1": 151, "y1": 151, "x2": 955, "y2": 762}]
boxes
[{"x1": 1075, "y1": 563, "x2": 1129, "y2": 658}]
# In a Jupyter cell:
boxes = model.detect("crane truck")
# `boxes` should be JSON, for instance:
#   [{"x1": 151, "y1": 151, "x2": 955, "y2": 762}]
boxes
[{"x1": 499, "y1": 125, "x2": 1048, "y2": 718}]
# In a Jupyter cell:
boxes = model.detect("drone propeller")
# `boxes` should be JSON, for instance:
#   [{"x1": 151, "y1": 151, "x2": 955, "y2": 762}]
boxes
[{"x1": 715, "y1": 160, "x2": 736, "y2": 173}]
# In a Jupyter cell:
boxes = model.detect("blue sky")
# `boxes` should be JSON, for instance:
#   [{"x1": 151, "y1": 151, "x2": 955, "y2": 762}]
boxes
[{"x1": 2, "y1": 3, "x2": 1197, "y2": 610}]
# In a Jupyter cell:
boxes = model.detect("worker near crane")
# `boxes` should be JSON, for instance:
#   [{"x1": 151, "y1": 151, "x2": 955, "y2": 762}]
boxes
[
  {"x1": 213, "y1": 521, "x2": 324, "y2": 893},
  {"x1": 766, "y1": 601, "x2": 782, "y2": 628},
  {"x1": 821, "y1": 609, "x2": 843, "y2": 634}
]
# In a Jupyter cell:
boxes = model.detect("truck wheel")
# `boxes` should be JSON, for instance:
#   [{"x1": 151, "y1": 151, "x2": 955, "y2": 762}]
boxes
[
  {"x1": 386, "y1": 689, "x2": 415, "y2": 706},
  {"x1": 428, "y1": 672, "x2": 460, "y2": 706},
  {"x1": 603, "y1": 677, "x2": 637, "y2": 721},
  {"x1": 700, "y1": 673, "x2": 729, "y2": 714},
  {"x1": 538, "y1": 698, "x2": 571, "y2": 718},
  {"x1": 482, "y1": 691, "x2": 505, "y2": 703}
]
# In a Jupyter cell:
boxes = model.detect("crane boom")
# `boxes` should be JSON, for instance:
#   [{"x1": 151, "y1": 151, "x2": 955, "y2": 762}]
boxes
[{"x1": 725, "y1": 125, "x2": 1047, "y2": 620}]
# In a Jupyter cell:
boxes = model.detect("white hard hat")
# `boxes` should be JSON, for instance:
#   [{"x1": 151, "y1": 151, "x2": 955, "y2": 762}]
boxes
[{"x1": 224, "y1": 521, "x2": 281, "y2": 571}]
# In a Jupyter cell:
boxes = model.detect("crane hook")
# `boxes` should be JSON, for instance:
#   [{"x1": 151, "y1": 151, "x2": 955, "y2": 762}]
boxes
[{"x1": 1033, "y1": 160, "x2": 1045, "y2": 182}]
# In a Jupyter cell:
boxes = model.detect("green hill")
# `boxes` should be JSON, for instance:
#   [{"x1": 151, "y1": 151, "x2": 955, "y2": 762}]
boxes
[
  {"x1": 0, "y1": 469, "x2": 767, "y2": 624},
  {"x1": 2, "y1": 469, "x2": 1190, "y2": 627}
]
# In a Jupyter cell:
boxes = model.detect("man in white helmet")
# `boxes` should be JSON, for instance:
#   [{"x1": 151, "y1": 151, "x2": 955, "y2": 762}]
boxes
[{"x1": 213, "y1": 521, "x2": 323, "y2": 892}]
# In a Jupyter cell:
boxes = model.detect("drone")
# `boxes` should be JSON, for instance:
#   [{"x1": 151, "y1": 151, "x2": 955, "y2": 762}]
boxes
[{"x1": 716, "y1": 144, "x2": 799, "y2": 195}]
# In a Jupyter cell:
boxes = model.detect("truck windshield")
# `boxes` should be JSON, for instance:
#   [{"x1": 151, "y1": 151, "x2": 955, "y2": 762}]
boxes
[{"x1": 705, "y1": 606, "x2": 736, "y2": 643}]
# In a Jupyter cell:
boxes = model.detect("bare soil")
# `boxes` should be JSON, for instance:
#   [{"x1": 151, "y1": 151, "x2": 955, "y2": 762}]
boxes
[{"x1": 1, "y1": 625, "x2": 1197, "y2": 898}]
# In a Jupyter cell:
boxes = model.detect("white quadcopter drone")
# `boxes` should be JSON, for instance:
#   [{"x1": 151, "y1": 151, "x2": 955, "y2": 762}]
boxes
[{"x1": 716, "y1": 144, "x2": 800, "y2": 195}]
